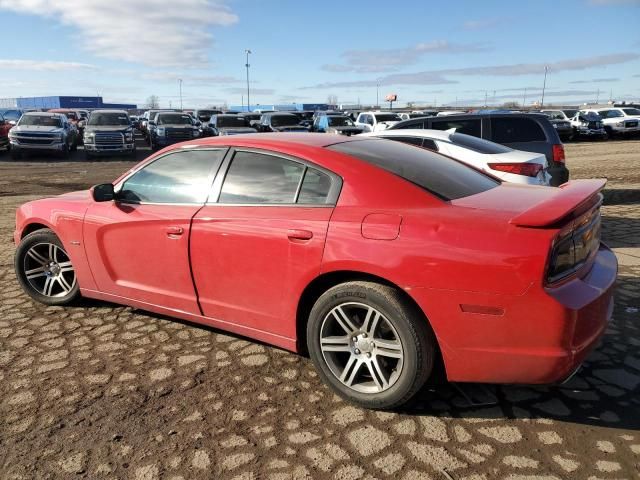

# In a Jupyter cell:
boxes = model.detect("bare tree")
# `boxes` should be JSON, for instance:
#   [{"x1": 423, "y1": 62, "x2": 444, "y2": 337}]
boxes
[
  {"x1": 327, "y1": 94, "x2": 338, "y2": 106},
  {"x1": 502, "y1": 101, "x2": 519, "y2": 109},
  {"x1": 146, "y1": 95, "x2": 160, "y2": 109}
]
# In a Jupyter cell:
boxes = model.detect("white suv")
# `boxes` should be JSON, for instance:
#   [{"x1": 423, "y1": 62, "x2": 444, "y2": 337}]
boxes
[
  {"x1": 355, "y1": 112, "x2": 402, "y2": 132},
  {"x1": 583, "y1": 107, "x2": 640, "y2": 137}
]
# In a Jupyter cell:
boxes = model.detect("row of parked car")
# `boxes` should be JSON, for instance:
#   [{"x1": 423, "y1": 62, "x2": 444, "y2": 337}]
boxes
[{"x1": 0, "y1": 108, "x2": 136, "y2": 159}]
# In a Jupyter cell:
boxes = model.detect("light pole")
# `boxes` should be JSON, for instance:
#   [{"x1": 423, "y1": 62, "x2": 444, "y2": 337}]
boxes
[
  {"x1": 376, "y1": 79, "x2": 381, "y2": 108},
  {"x1": 541, "y1": 66, "x2": 549, "y2": 107},
  {"x1": 245, "y1": 49, "x2": 252, "y2": 112},
  {"x1": 522, "y1": 87, "x2": 527, "y2": 108},
  {"x1": 178, "y1": 78, "x2": 183, "y2": 110}
]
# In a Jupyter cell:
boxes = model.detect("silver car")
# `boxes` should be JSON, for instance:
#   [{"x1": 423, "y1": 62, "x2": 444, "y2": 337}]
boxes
[{"x1": 8, "y1": 112, "x2": 79, "y2": 159}]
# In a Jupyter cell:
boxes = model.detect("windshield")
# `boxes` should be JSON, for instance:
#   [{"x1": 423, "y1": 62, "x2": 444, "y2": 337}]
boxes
[
  {"x1": 622, "y1": 108, "x2": 640, "y2": 116},
  {"x1": 328, "y1": 116, "x2": 354, "y2": 127},
  {"x1": 375, "y1": 114, "x2": 401, "y2": 122},
  {"x1": 328, "y1": 139, "x2": 499, "y2": 200},
  {"x1": 450, "y1": 133, "x2": 512, "y2": 154},
  {"x1": 196, "y1": 110, "x2": 215, "y2": 121},
  {"x1": 19, "y1": 115, "x2": 62, "y2": 127},
  {"x1": 271, "y1": 115, "x2": 299, "y2": 127},
  {"x1": 563, "y1": 109, "x2": 578, "y2": 118},
  {"x1": 541, "y1": 111, "x2": 566, "y2": 120},
  {"x1": 579, "y1": 112, "x2": 602, "y2": 121},
  {"x1": 88, "y1": 112, "x2": 130, "y2": 126},
  {"x1": 157, "y1": 113, "x2": 192, "y2": 125},
  {"x1": 1, "y1": 110, "x2": 22, "y2": 122},
  {"x1": 218, "y1": 116, "x2": 248, "y2": 128}
]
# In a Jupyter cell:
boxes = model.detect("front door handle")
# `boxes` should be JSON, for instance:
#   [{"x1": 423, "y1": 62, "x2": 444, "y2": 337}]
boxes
[
  {"x1": 287, "y1": 229, "x2": 313, "y2": 241},
  {"x1": 165, "y1": 226, "x2": 184, "y2": 237}
]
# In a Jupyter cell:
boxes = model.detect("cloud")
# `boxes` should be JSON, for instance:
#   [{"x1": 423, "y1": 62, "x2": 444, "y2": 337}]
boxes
[
  {"x1": 306, "y1": 53, "x2": 639, "y2": 89},
  {"x1": 0, "y1": 59, "x2": 97, "y2": 71},
  {"x1": 463, "y1": 18, "x2": 505, "y2": 30},
  {"x1": 141, "y1": 72, "x2": 242, "y2": 85},
  {"x1": 321, "y1": 41, "x2": 490, "y2": 73},
  {"x1": 569, "y1": 77, "x2": 620, "y2": 84},
  {"x1": 225, "y1": 87, "x2": 275, "y2": 95},
  {"x1": 0, "y1": 0, "x2": 238, "y2": 67}
]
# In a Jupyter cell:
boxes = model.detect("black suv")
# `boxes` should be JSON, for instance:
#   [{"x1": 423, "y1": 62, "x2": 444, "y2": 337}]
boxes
[
  {"x1": 83, "y1": 109, "x2": 135, "y2": 158},
  {"x1": 258, "y1": 113, "x2": 309, "y2": 132},
  {"x1": 390, "y1": 113, "x2": 569, "y2": 186}
]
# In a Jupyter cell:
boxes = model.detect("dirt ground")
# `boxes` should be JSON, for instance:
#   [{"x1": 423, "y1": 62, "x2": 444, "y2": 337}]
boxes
[{"x1": 0, "y1": 137, "x2": 639, "y2": 479}]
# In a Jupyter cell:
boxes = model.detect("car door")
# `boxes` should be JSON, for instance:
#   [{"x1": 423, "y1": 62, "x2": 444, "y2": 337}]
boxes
[
  {"x1": 190, "y1": 149, "x2": 340, "y2": 338},
  {"x1": 83, "y1": 148, "x2": 226, "y2": 314}
]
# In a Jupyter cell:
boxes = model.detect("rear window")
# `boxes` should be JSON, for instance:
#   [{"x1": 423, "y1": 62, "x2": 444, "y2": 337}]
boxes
[
  {"x1": 430, "y1": 119, "x2": 481, "y2": 137},
  {"x1": 490, "y1": 117, "x2": 545, "y2": 143},
  {"x1": 327, "y1": 139, "x2": 499, "y2": 201},
  {"x1": 450, "y1": 133, "x2": 512, "y2": 154}
]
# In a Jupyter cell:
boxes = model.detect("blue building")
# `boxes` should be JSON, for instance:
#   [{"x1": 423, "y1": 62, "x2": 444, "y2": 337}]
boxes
[
  {"x1": 229, "y1": 103, "x2": 333, "y2": 112},
  {"x1": 2, "y1": 96, "x2": 136, "y2": 110}
]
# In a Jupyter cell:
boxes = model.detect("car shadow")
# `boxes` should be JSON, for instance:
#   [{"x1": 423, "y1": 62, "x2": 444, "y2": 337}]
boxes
[
  {"x1": 72, "y1": 273, "x2": 640, "y2": 431},
  {"x1": 402, "y1": 272, "x2": 640, "y2": 431}
]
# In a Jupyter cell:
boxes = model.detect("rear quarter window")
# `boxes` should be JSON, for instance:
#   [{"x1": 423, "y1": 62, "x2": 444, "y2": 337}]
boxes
[
  {"x1": 491, "y1": 117, "x2": 546, "y2": 143},
  {"x1": 430, "y1": 119, "x2": 481, "y2": 137},
  {"x1": 327, "y1": 139, "x2": 499, "y2": 201}
]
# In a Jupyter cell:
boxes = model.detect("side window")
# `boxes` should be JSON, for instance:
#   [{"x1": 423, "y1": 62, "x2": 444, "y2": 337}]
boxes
[
  {"x1": 431, "y1": 119, "x2": 481, "y2": 137},
  {"x1": 384, "y1": 136, "x2": 424, "y2": 147},
  {"x1": 218, "y1": 151, "x2": 305, "y2": 204},
  {"x1": 396, "y1": 121, "x2": 424, "y2": 130},
  {"x1": 119, "y1": 149, "x2": 224, "y2": 204},
  {"x1": 367, "y1": 115, "x2": 375, "y2": 125},
  {"x1": 421, "y1": 139, "x2": 438, "y2": 151},
  {"x1": 491, "y1": 117, "x2": 545, "y2": 143},
  {"x1": 297, "y1": 168, "x2": 332, "y2": 204}
]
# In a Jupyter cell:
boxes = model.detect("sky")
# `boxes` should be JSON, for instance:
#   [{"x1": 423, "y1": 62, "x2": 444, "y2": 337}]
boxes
[{"x1": 1, "y1": 0, "x2": 639, "y2": 109}]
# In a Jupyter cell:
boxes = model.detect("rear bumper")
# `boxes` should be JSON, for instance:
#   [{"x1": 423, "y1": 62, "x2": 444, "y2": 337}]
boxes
[
  {"x1": 413, "y1": 243, "x2": 617, "y2": 384},
  {"x1": 547, "y1": 163, "x2": 569, "y2": 186}
]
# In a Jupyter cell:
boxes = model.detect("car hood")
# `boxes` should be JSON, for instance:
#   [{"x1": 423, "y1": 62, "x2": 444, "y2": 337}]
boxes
[
  {"x1": 273, "y1": 126, "x2": 309, "y2": 132},
  {"x1": 219, "y1": 127, "x2": 258, "y2": 134},
  {"x1": 12, "y1": 125, "x2": 63, "y2": 134},
  {"x1": 329, "y1": 126, "x2": 363, "y2": 135},
  {"x1": 85, "y1": 126, "x2": 131, "y2": 133},
  {"x1": 157, "y1": 124, "x2": 194, "y2": 128}
]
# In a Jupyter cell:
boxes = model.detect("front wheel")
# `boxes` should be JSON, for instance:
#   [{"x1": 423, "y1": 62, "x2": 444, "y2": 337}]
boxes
[
  {"x1": 15, "y1": 229, "x2": 80, "y2": 305},
  {"x1": 307, "y1": 281, "x2": 435, "y2": 409}
]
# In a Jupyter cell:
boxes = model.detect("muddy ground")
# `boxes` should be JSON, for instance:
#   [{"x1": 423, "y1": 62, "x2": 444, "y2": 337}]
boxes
[{"x1": 0, "y1": 137, "x2": 639, "y2": 479}]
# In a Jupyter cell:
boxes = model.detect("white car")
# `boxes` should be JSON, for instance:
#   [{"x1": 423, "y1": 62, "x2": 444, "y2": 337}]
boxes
[
  {"x1": 363, "y1": 129, "x2": 551, "y2": 186},
  {"x1": 355, "y1": 112, "x2": 402, "y2": 132},
  {"x1": 583, "y1": 107, "x2": 640, "y2": 136}
]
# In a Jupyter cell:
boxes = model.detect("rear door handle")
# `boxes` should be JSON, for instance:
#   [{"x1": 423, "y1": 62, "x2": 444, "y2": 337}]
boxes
[
  {"x1": 165, "y1": 226, "x2": 184, "y2": 237},
  {"x1": 287, "y1": 229, "x2": 313, "y2": 241}
]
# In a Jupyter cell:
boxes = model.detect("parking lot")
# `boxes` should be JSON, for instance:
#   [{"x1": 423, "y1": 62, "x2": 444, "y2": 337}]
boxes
[{"x1": 0, "y1": 138, "x2": 639, "y2": 479}]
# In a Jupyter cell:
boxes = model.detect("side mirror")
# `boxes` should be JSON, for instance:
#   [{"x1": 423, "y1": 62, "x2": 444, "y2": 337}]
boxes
[{"x1": 92, "y1": 183, "x2": 115, "y2": 202}]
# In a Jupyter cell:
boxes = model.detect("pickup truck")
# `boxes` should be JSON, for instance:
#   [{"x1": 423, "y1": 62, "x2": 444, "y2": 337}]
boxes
[
  {"x1": 148, "y1": 112, "x2": 200, "y2": 150},
  {"x1": 8, "y1": 112, "x2": 78, "y2": 159},
  {"x1": 48, "y1": 109, "x2": 86, "y2": 141},
  {"x1": 355, "y1": 112, "x2": 402, "y2": 132},
  {"x1": 584, "y1": 107, "x2": 640, "y2": 138},
  {"x1": 0, "y1": 112, "x2": 11, "y2": 151},
  {"x1": 83, "y1": 109, "x2": 136, "y2": 159}
]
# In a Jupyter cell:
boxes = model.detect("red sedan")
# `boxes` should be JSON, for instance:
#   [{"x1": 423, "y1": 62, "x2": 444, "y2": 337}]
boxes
[{"x1": 13, "y1": 134, "x2": 616, "y2": 409}]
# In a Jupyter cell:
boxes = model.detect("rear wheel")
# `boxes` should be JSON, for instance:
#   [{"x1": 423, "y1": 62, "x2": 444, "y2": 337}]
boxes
[
  {"x1": 307, "y1": 281, "x2": 435, "y2": 409},
  {"x1": 15, "y1": 229, "x2": 80, "y2": 305}
]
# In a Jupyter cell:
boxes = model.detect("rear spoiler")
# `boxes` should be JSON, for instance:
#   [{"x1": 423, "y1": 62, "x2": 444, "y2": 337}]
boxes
[{"x1": 509, "y1": 179, "x2": 606, "y2": 228}]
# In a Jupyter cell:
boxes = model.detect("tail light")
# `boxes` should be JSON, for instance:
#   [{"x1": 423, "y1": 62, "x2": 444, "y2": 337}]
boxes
[
  {"x1": 547, "y1": 210, "x2": 601, "y2": 284},
  {"x1": 488, "y1": 162, "x2": 543, "y2": 177},
  {"x1": 552, "y1": 144, "x2": 565, "y2": 163}
]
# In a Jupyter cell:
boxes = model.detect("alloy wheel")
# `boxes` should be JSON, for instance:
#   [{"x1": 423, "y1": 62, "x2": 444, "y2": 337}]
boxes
[
  {"x1": 319, "y1": 302, "x2": 404, "y2": 394},
  {"x1": 23, "y1": 242, "x2": 76, "y2": 298}
]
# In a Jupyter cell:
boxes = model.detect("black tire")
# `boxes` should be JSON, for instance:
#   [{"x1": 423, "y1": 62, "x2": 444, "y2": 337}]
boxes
[
  {"x1": 15, "y1": 229, "x2": 80, "y2": 306},
  {"x1": 307, "y1": 281, "x2": 435, "y2": 409},
  {"x1": 60, "y1": 144, "x2": 70, "y2": 158},
  {"x1": 10, "y1": 149, "x2": 22, "y2": 160}
]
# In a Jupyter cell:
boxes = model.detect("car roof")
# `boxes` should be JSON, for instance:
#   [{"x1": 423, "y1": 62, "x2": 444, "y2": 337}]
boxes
[
  {"x1": 175, "y1": 132, "x2": 367, "y2": 149},
  {"x1": 90, "y1": 109, "x2": 128, "y2": 114},
  {"x1": 24, "y1": 111, "x2": 59, "y2": 117}
]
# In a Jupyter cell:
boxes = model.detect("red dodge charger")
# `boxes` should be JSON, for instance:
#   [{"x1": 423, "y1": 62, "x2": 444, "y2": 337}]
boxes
[{"x1": 14, "y1": 133, "x2": 617, "y2": 409}]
